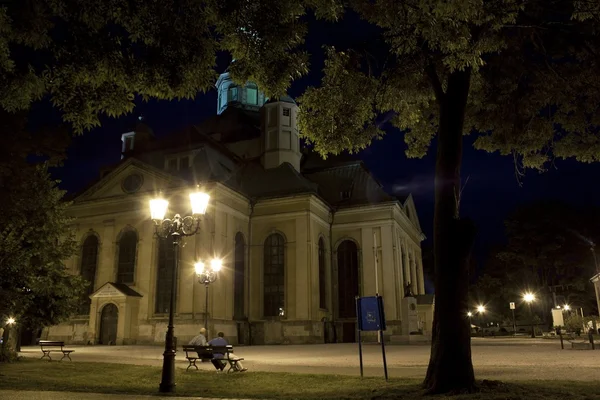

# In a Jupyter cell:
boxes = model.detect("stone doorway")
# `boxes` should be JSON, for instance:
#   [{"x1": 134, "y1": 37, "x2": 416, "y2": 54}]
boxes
[{"x1": 99, "y1": 303, "x2": 118, "y2": 345}]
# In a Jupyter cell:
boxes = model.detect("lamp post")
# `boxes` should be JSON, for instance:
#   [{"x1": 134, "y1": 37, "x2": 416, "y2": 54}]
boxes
[
  {"x1": 194, "y1": 258, "x2": 223, "y2": 334},
  {"x1": 467, "y1": 312, "x2": 473, "y2": 336},
  {"x1": 523, "y1": 293, "x2": 536, "y2": 338},
  {"x1": 477, "y1": 305, "x2": 485, "y2": 338},
  {"x1": 150, "y1": 188, "x2": 210, "y2": 393}
]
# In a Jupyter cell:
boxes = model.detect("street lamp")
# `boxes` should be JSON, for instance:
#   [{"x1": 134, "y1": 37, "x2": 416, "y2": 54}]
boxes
[
  {"x1": 194, "y1": 258, "x2": 223, "y2": 333},
  {"x1": 150, "y1": 188, "x2": 210, "y2": 393},
  {"x1": 477, "y1": 305, "x2": 485, "y2": 338},
  {"x1": 523, "y1": 292, "x2": 536, "y2": 338}
]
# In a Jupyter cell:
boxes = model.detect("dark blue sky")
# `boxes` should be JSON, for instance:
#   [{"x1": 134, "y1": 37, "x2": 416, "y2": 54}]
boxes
[{"x1": 49, "y1": 11, "x2": 600, "y2": 267}]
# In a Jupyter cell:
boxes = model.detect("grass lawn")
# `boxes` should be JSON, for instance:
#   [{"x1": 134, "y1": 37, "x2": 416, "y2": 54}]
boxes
[{"x1": 0, "y1": 359, "x2": 599, "y2": 399}]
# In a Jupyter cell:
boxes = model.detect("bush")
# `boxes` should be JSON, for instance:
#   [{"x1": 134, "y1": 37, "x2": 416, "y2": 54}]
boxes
[
  {"x1": 564, "y1": 315, "x2": 585, "y2": 335},
  {"x1": 0, "y1": 347, "x2": 19, "y2": 363}
]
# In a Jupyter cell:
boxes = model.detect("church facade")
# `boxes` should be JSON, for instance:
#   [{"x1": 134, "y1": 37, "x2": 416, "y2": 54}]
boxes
[{"x1": 45, "y1": 72, "x2": 427, "y2": 345}]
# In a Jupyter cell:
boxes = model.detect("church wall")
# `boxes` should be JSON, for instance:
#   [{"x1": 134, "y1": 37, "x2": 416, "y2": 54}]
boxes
[{"x1": 52, "y1": 168, "x2": 424, "y2": 345}]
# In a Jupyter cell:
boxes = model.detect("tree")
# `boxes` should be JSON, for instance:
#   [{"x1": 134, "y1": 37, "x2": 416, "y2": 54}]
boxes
[
  {"x1": 294, "y1": 2, "x2": 600, "y2": 393},
  {"x1": 0, "y1": 111, "x2": 85, "y2": 342},
  {"x1": 495, "y1": 201, "x2": 598, "y2": 317},
  {"x1": 3, "y1": 0, "x2": 600, "y2": 393},
  {"x1": 0, "y1": 162, "x2": 86, "y2": 335}
]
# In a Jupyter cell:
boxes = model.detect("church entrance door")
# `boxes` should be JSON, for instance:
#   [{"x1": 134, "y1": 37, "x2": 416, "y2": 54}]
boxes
[
  {"x1": 337, "y1": 240, "x2": 359, "y2": 343},
  {"x1": 99, "y1": 303, "x2": 118, "y2": 345}
]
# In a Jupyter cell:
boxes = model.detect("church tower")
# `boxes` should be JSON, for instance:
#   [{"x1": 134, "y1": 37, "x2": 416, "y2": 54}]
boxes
[
  {"x1": 260, "y1": 96, "x2": 301, "y2": 172},
  {"x1": 215, "y1": 71, "x2": 267, "y2": 115}
]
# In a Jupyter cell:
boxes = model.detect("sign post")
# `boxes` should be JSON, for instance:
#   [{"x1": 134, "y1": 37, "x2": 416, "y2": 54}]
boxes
[
  {"x1": 356, "y1": 295, "x2": 388, "y2": 380},
  {"x1": 510, "y1": 302, "x2": 516, "y2": 336}
]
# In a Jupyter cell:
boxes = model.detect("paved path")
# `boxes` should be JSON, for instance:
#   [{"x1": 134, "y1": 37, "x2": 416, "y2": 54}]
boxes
[
  {"x1": 0, "y1": 390, "x2": 249, "y2": 400},
  {"x1": 17, "y1": 337, "x2": 600, "y2": 382}
]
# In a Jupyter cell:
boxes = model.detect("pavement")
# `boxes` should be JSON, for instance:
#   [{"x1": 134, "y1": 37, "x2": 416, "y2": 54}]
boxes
[
  {"x1": 5, "y1": 338, "x2": 600, "y2": 399},
  {"x1": 15, "y1": 337, "x2": 600, "y2": 381},
  {"x1": 0, "y1": 391, "x2": 249, "y2": 400}
]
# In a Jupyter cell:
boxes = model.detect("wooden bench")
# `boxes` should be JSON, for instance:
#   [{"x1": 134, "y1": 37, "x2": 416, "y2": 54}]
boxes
[
  {"x1": 182, "y1": 344, "x2": 244, "y2": 373},
  {"x1": 39, "y1": 340, "x2": 74, "y2": 361}
]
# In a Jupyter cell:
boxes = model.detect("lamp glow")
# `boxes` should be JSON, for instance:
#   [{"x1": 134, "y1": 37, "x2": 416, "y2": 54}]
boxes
[
  {"x1": 150, "y1": 198, "x2": 169, "y2": 221},
  {"x1": 477, "y1": 305, "x2": 485, "y2": 313},
  {"x1": 523, "y1": 293, "x2": 535, "y2": 303},
  {"x1": 210, "y1": 258, "x2": 222, "y2": 272},
  {"x1": 194, "y1": 261, "x2": 205, "y2": 275},
  {"x1": 564, "y1": 304, "x2": 570, "y2": 311},
  {"x1": 190, "y1": 191, "x2": 210, "y2": 215},
  {"x1": 467, "y1": 312, "x2": 472, "y2": 317},
  {"x1": 7, "y1": 317, "x2": 15, "y2": 325}
]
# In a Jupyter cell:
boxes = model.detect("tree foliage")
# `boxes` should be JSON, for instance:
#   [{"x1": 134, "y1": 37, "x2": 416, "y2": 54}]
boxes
[{"x1": 0, "y1": 0, "x2": 308, "y2": 132}]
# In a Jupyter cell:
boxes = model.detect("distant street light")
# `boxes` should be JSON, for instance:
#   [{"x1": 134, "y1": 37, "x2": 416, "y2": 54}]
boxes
[
  {"x1": 477, "y1": 305, "x2": 486, "y2": 338},
  {"x1": 6, "y1": 317, "x2": 15, "y2": 325},
  {"x1": 194, "y1": 258, "x2": 223, "y2": 333},
  {"x1": 523, "y1": 293, "x2": 536, "y2": 338}
]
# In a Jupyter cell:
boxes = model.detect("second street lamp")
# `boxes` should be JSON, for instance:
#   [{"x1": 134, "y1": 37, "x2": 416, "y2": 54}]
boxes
[
  {"x1": 150, "y1": 188, "x2": 210, "y2": 393},
  {"x1": 523, "y1": 293, "x2": 536, "y2": 338},
  {"x1": 194, "y1": 258, "x2": 223, "y2": 333}
]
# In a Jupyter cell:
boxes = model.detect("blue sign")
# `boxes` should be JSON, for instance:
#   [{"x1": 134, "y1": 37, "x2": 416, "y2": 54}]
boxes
[{"x1": 356, "y1": 296, "x2": 386, "y2": 331}]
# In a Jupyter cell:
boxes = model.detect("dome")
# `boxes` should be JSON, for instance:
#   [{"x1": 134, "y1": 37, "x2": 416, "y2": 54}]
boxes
[{"x1": 265, "y1": 95, "x2": 296, "y2": 105}]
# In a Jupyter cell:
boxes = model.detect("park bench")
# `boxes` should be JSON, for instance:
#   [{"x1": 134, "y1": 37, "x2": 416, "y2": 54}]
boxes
[
  {"x1": 182, "y1": 344, "x2": 244, "y2": 373},
  {"x1": 39, "y1": 340, "x2": 75, "y2": 361}
]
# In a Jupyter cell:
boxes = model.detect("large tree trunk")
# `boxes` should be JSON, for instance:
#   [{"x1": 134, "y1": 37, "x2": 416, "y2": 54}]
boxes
[{"x1": 423, "y1": 69, "x2": 477, "y2": 393}]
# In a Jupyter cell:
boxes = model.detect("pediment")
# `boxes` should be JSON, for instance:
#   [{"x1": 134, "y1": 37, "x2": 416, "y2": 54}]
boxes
[
  {"x1": 75, "y1": 158, "x2": 188, "y2": 203},
  {"x1": 90, "y1": 282, "x2": 143, "y2": 299},
  {"x1": 403, "y1": 194, "x2": 423, "y2": 234}
]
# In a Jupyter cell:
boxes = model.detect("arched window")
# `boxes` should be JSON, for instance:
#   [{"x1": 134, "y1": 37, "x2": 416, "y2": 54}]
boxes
[
  {"x1": 117, "y1": 231, "x2": 137, "y2": 284},
  {"x1": 79, "y1": 235, "x2": 99, "y2": 314},
  {"x1": 318, "y1": 237, "x2": 327, "y2": 310},
  {"x1": 337, "y1": 240, "x2": 359, "y2": 319},
  {"x1": 233, "y1": 233, "x2": 245, "y2": 319},
  {"x1": 264, "y1": 233, "x2": 285, "y2": 317},
  {"x1": 155, "y1": 237, "x2": 176, "y2": 314}
]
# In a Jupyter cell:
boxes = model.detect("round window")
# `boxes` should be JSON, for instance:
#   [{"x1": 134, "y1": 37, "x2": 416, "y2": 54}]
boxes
[{"x1": 122, "y1": 173, "x2": 144, "y2": 193}]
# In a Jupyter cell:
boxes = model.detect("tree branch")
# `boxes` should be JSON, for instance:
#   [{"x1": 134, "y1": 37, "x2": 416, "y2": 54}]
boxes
[{"x1": 425, "y1": 63, "x2": 445, "y2": 103}]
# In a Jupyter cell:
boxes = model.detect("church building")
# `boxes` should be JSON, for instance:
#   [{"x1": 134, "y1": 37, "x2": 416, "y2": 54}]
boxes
[{"x1": 45, "y1": 71, "x2": 427, "y2": 345}]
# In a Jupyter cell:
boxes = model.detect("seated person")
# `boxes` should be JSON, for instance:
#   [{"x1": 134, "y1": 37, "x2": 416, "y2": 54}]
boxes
[
  {"x1": 188, "y1": 328, "x2": 210, "y2": 359},
  {"x1": 208, "y1": 332, "x2": 247, "y2": 372}
]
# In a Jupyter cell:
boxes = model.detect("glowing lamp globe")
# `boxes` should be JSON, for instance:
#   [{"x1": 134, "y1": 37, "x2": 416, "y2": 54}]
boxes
[
  {"x1": 477, "y1": 305, "x2": 485, "y2": 313},
  {"x1": 150, "y1": 198, "x2": 169, "y2": 221},
  {"x1": 194, "y1": 261, "x2": 205, "y2": 275},
  {"x1": 523, "y1": 293, "x2": 535, "y2": 303},
  {"x1": 190, "y1": 191, "x2": 210, "y2": 215},
  {"x1": 210, "y1": 258, "x2": 223, "y2": 272}
]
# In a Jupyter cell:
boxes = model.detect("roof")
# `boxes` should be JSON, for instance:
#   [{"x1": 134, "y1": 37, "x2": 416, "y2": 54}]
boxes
[
  {"x1": 226, "y1": 161, "x2": 318, "y2": 199},
  {"x1": 90, "y1": 282, "x2": 143, "y2": 298},
  {"x1": 303, "y1": 162, "x2": 395, "y2": 208}
]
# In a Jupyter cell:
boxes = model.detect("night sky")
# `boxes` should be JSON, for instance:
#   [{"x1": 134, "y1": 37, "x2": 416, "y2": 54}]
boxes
[{"x1": 46, "y1": 12, "x2": 600, "y2": 287}]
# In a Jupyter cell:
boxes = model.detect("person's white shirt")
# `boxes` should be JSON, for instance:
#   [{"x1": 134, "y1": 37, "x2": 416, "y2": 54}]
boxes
[{"x1": 188, "y1": 333, "x2": 207, "y2": 346}]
